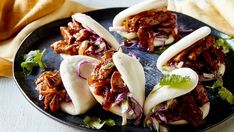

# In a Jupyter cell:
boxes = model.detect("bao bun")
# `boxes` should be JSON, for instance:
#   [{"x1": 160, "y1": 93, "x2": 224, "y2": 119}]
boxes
[
  {"x1": 113, "y1": 0, "x2": 167, "y2": 28},
  {"x1": 112, "y1": 0, "x2": 175, "y2": 45},
  {"x1": 89, "y1": 52, "x2": 145, "y2": 118},
  {"x1": 156, "y1": 26, "x2": 225, "y2": 76},
  {"x1": 61, "y1": 13, "x2": 120, "y2": 58},
  {"x1": 73, "y1": 13, "x2": 119, "y2": 50},
  {"x1": 144, "y1": 68, "x2": 210, "y2": 125},
  {"x1": 60, "y1": 55, "x2": 100, "y2": 115}
]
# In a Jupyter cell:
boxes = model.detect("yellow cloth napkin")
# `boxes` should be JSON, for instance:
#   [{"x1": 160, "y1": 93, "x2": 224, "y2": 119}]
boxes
[
  {"x1": 0, "y1": 0, "x2": 92, "y2": 77},
  {"x1": 168, "y1": 0, "x2": 234, "y2": 36},
  {"x1": 1, "y1": 0, "x2": 234, "y2": 77}
]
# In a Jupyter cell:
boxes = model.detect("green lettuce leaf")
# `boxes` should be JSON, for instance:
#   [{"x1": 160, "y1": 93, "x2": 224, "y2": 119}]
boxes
[
  {"x1": 104, "y1": 118, "x2": 116, "y2": 126},
  {"x1": 83, "y1": 116, "x2": 115, "y2": 129},
  {"x1": 20, "y1": 49, "x2": 46, "y2": 74}
]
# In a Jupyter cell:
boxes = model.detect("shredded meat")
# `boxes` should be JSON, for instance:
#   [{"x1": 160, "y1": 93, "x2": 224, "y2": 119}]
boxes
[
  {"x1": 111, "y1": 71, "x2": 127, "y2": 93},
  {"x1": 124, "y1": 10, "x2": 179, "y2": 52},
  {"x1": 88, "y1": 50, "x2": 128, "y2": 110},
  {"x1": 50, "y1": 19, "x2": 110, "y2": 57},
  {"x1": 35, "y1": 71, "x2": 70, "y2": 112},
  {"x1": 192, "y1": 83, "x2": 209, "y2": 106},
  {"x1": 152, "y1": 84, "x2": 209, "y2": 127},
  {"x1": 169, "y1": 35, "x2": 225, "y2": 76},
  {"x1": 176, "y1": 95, "x2": 204, "y2": 126}
]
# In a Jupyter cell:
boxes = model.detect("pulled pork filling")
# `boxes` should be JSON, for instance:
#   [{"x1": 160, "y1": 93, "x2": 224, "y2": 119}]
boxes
[
  {"x1": 88, "y1": 50, "x2": 142, "y2": 125},
  {"x1": 168, "y1": 36, "x2": 225, "y2": 77},
  {"x1": 35, "y1": 71, "x2": 70, "y2": 112},
  {"x1": 124, "y1": 9, "x2": 179, "y2": 52},
  {"x1": 51, "y1": 19, "x2": 110, "y2": 57},
  {"x1": 146, "y1": 83, "x2": 209, "y2": 129}
]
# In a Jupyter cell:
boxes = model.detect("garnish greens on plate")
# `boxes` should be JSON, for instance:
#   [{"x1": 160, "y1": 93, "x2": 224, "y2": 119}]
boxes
[
  {"x1": 83, "y1": 116, "x2": 115, "y2": 129},
  {"x1": 216, "y1": 33, "x2": 234, "y2": 53},
  {"x1": 20, "y1": 49, "x2": 46, "y2": 74},
  {"x1": 207, "y1": 80, "x2": 234, "y2": 105}
]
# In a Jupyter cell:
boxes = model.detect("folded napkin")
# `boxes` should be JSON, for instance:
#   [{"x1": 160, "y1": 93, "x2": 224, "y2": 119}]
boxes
[
  {"x1": 1, "y1": 0, "x2": 234, "y2": 78},
  {"x1": 0, "y1": 0, "x2": 91, "y2": 77},
  {"x1": 168, "y1": 0, "x2": 234, "y2": 36}
]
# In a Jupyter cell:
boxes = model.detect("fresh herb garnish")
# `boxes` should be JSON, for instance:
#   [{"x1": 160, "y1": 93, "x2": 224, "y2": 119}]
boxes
[
  {"x1": 207, "y1": 80, "x2": 234, "y2": 104},
  {"x1": 159, "y1": 74, "x2": 191, "y2": 88},
  {"x1": 150, "y1": 74, "x2": 192, "y2": 94},
  {"x1": 83, "y1": 116, "x2": 115, "y2": 129},
  {"x1": 21, "y1": 49, "x2": 46, "y2": 74},
  {"x1": 216, "y1": 33, "x2": 234, "y2": 53},
  {"x1": 154, "y1": 46, "x2": 168, "y2": 54}
]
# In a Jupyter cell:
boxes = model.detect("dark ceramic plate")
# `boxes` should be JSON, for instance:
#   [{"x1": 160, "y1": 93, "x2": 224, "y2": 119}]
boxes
[{"x1": 13, "y1": 8, "x2": 233, "y2": 132}]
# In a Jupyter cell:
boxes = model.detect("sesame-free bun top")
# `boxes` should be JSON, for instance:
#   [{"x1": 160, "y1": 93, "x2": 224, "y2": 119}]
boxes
[
  {"x1": 72, "y1": 13, "x2": 119, "y2": 50},
  {"x1": 144, "y1": 68, "x2": 210, "y2": 125},
  {"x1": 156, "y1": 26, "x2": 211, "y2": 73},
  {"x1": 89, "y1": 52, "x2": 145, "y2": 118},
  {"x1": 60, "y1": 55, "x2": 100, "y2": 115},
  {"x1": 113, "y1": 0, "x2": 167, "y2": 28}
]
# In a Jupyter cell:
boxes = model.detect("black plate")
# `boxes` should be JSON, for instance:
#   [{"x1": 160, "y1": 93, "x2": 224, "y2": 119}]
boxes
[{"x1": 13, "y1": 8, "x2": 233, "y2": 132}]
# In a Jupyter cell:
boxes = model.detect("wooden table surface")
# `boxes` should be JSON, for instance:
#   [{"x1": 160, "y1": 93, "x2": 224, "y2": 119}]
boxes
[{"x1": 0, "y1": 0, "x2": 233, "y2": 132}]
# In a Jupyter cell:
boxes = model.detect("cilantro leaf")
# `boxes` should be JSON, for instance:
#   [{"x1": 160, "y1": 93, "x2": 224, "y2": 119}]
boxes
[
  {"x1": 207, "y1": 80, "x2": 234, "y2": 105},
  {"x1": 20, "y1": 49, "x2": 46, "y2": 74},
  {"x1": 104, "y1": 118, "x2": 116, "y2": 126},
  {"x1": 83, "y1": 116, "x2": 115, "y2": 129},
  {"x1": 208, "y1": 80, "x2": 223, "y2": 90},
  {"x1": 216, "y1": 33, "x2": 234, "y2": 53},
  {"x1": 159, "y1": 74, "x2": 191, "y2": 88},
  {"x1": 218, "y1": 87, "x2": 234, "y2": 104}
]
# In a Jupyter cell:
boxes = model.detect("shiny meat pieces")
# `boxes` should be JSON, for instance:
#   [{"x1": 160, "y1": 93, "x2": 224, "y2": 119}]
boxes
[
  {"x1": 176, "y1": 94, "x2": 204, "y2": 126},
  {"x1": 111, "y1": 71, "x2": 127, "y2": 93},
  {"x1": 35, "y1": 71, "x2": 68, "y2": 112},
  {"x1": 50, "y1": 20, "x2": 109, "y2": 56},
  {"x1": 125, "y1": 10, "x2": 177, "y2": 52},
  {"x1": 169, "y1": 35, "x2": 225, "y2": 75},
  {"x1": 88, "y1": 50, "x2": 129, "y2": 110},
  {"x1": 156, "y1": 84, "x2": 209, "y2": 127},
  {"x1": 192, "y1": 83, "x2": 209, "y2": 106},
  {"x1": 50, "y1": 40, "x2": 78, "y2": 55}
]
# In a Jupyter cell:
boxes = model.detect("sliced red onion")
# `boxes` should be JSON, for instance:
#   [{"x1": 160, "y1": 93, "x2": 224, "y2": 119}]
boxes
[
  {"x1": 158, "y1": 114, "x2": 167, "y2": 124},
  {"x1": 39, "y1": 94, "x2": 44, "y2": 100},
  {"x1": 115, "y1": 93, "x2": 127, "y2": 105},
  {"x1": 153, "y1": 105, "x2": 168, "y2": 125},
  {"x1": 76, "y1": 60, "x2": 97, "y2": 80},
  {"x1": 129, "y1": 97, "x2": 143, "y2": 125},
  {"x1": 93, "y1": 36, "x2": 103, "y2": 44},
  {"x1": 178, "y1": 26, "x2": 193, "y2": 33}
]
